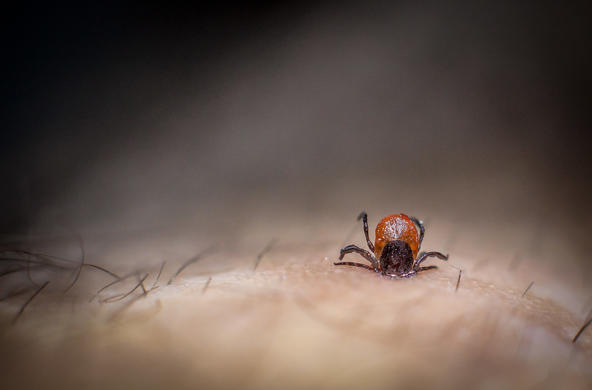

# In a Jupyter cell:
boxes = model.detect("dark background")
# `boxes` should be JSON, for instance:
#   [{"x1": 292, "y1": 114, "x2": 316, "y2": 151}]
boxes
[{"x1": 3, "y1": 2, "x2": 592, "y2": 264}]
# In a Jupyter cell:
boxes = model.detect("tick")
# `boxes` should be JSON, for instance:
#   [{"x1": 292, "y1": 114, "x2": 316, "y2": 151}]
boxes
[{"x1": 335, "y1": 212, "x2": 448, "y2": 278}]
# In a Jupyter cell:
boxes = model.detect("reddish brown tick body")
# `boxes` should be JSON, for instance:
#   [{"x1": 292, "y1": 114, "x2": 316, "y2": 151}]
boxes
[{"x1": 335, "y1": 212, "x2": 448, "y2": 278}]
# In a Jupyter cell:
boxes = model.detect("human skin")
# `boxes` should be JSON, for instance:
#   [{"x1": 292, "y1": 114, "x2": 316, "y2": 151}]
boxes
[{"x1": 1, "y1": 184, "x2": 591, "y2": 389}]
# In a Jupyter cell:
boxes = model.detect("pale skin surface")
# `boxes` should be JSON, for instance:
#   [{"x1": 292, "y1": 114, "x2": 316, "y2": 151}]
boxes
[{"x1": 1, "y1": 178, "x2": 591, "y2": 390}]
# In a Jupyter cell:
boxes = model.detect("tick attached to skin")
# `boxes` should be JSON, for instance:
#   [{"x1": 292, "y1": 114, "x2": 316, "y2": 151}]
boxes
[{"x1": 335, "y1": 212, "x2": 448, "y2": 278}]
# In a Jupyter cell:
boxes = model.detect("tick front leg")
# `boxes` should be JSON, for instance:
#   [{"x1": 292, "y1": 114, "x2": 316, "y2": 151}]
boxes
[
  {"x1": 409, "y1": 216, "x2": 425, "y2": 249},
  {"x1": 339, "y1": 244, "x2": 378, "y2": 270},
  {"x1": 387, "y1": 266, "x2": 438, "y2": 279},
  {"x1": 385, "y1": 270, "x2": 417, "y2": 279},
  {"x1": 416, "y1": 265, "x2": 438, "y2": 273},
  {"x1": 414, "y1": 251, "x2": 448, "y2": 269}
]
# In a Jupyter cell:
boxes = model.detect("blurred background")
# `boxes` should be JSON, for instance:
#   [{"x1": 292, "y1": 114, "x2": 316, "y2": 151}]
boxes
[
  {"x1": 4, "y1": 1, "x2": 592, "y2": 249},
  {"x1": 2, "y1": 2, "x2": 592, "y2": 388},
  {"x1": 4, "y1": 1, "x2": 592, "y2": 242}
]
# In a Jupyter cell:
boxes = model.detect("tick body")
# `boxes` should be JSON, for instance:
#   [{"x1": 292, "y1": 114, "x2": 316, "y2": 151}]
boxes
[{"x1": 335, "y1": 212, "x2": 448, "y2": 278}]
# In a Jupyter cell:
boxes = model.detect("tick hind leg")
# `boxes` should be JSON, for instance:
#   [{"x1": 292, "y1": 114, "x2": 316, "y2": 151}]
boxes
[
  {"x1": 337, "y1": 244, "x2": 378, "y2": 270},
  {"x1": 357, "y1": 211, "x2": 375, "y2": 253},
  {"x1": 414, "y1": 251, "x2": 448, "y2": 270}
]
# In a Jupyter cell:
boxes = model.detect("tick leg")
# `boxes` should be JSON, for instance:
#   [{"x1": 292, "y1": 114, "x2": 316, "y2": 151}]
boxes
[
  {"x1": 357, "y1": 211, "x2": 375, "y2": 253},
  {"x1": 414, "y1": 251, "x2": 448, "y2": 269},
  {"x1": 339, "y1": 244, "x2": 378, "y2": 270},
  {"x1": 416, "y1": 265, "x2": 438, "y2": 273},
  {"x1": 386, "y1": 270, "x2": 417, "y2": 278},
  {"x1": 333, "y1": 262, "x2": 375, "y2": 271},
  {"x1": 409, "y1": 216, "x2": 425, "y2": 250}
]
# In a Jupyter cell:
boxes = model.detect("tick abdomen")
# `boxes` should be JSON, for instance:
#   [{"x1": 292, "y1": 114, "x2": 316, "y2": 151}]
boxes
[{"x1": 374, "y1": 214, "x2": 419, "y2": 259}]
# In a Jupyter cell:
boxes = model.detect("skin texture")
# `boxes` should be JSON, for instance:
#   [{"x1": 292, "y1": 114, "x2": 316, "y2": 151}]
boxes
[{"x1": 0, "y1": 203, "x2": 590, "y2": 390}]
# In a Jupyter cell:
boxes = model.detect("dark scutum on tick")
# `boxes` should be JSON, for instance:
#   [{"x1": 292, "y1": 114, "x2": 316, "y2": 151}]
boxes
[{"x1": 335, "y1": 212, "x2": 449, "y2": 278}]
